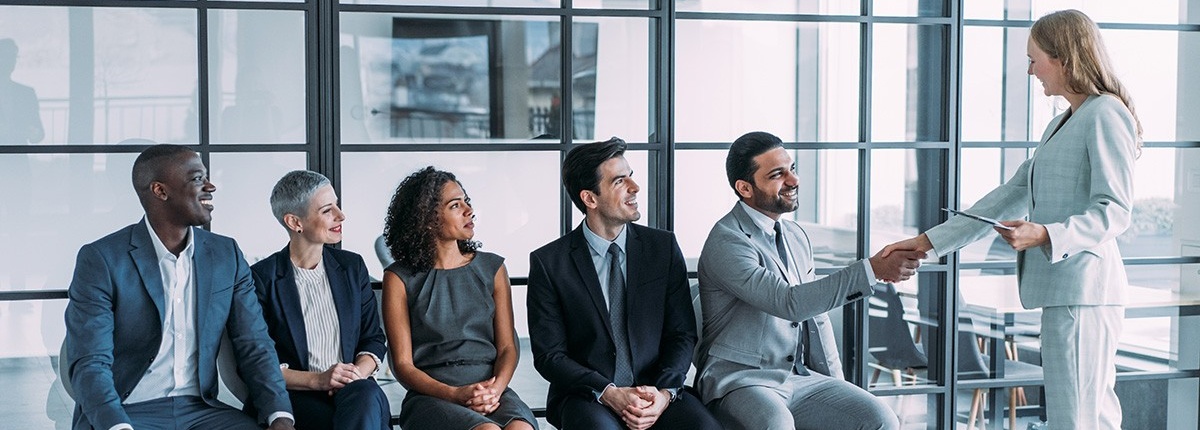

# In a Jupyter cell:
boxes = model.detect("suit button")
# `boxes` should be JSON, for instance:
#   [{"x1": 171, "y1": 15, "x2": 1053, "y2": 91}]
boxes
[
  {"x1": 786, "y1": 355, "x2": 795, "y2": 362},
  {"x1": 791, "y1": 322, "x2": 799, "y2": 328},
  {"x1": 122, "y1": 391, "x2": 131, "y2": 398}
]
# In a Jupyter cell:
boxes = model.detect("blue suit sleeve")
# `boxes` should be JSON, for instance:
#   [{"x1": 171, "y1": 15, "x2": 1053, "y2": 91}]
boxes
[
  {"x1": 64, "y1": 244, "x2": 131, "y2": 429},
  {"x1": 225, "y1": 242, "x2": 293, "y2": 423}
]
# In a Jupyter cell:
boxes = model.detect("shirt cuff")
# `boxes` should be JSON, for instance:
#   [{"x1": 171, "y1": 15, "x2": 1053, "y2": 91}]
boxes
[
  {"x1": 663, "y1": 387, "x2": 679, "y2": 402},
  {"x1": 268, "y1": 412, "x2": 294, "y2": 426},
  {"x1": 355, "y1": 352, "x2": 383, "y2": 377},
  {"x1": 861, "y1": 258, "x2": 879, "y2": 285},
  {"x1": 109, "y1": 424, "x2": 133, "y2": 430},
  {"x1": 595, "y1": 383, "x2": 617, "y2": 403}
]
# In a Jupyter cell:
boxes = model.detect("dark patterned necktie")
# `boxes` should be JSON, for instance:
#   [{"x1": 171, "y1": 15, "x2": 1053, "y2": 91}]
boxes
[
  {"x1": 774, "y1": 221, "x2": 790, "y2": 270},
  {"x1": 607, "y1": 243, "x2": 634, "y2": 386}
]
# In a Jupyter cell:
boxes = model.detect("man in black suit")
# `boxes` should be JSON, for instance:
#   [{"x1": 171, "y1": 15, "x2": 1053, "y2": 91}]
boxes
[{"x1": 528, "y1": 138, "x2": 722, "y2": 430}]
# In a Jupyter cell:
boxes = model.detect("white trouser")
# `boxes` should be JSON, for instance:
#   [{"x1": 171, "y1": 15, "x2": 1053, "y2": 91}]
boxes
[{"x1": 1041, "y1": 305, "x2": 1124, "y2": 430}]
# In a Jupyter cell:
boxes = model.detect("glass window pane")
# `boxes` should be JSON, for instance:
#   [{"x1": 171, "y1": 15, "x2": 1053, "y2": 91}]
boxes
[
  {"x1": 0, "y1": 6, "x2": 198, "y2": 145},
  {"x1": 0, "y1": 154, "x2": 141, "y2": 292},
  {"x1": 207, "y1": 152, "x2": 308, "y2": 264},
  {"x1": 867, "y1": 272, "x2": 943, "y2": 390},
  {"x1": 675, "y1": 1, "x2": 857, "y2": 15},
  {"x1": 572, "y1": 17, "x2": 651, "y2": 142},
  {"x1": 0, "y1": 299, "x2": 72, "y2": 427},
  {"x1": 966, "y1": 0, "x2": 1195, "y2": 25},
  {"x1": 1104, "y1": 29, "x2": 1188, "y2": 142},
  {"x1": 340, "y1": 151, "x2": 560, "y2": 280},
  {"x1": 340, "y1": 14, "x2": 582, "y2": 143},
  {"x1": 674, "y1": 149, "x2": 859, "y2": 265},
  {"x1": 342, "y1": 0, "x2": 558, "y2": 6},
  {"x1": 675, "y1": 20, "x2": 859, "y2": 142},
  {"x1": 208, "y1": 10, "x2": 306, "y2": 144},
  {"x1": 574, "y1": 0, "x2": 651, "y2": 9},
  {"x1": 869, "y1": 149, "x2": 946, "y2": 252},
  {"x1": 961, "y1": 26, "x2": 1040, "y2": 142},
  {"x1": 871, "y1": 24, "x2": 948, "y2": 142},
  {"x1": 873, "y1": 0, "x2": 947, "y2": 17}
]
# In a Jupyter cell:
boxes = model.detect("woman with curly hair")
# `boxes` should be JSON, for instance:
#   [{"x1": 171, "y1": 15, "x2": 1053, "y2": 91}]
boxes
[{"x1": 381, "y1": 166, "x2": 537, "y2": 430}]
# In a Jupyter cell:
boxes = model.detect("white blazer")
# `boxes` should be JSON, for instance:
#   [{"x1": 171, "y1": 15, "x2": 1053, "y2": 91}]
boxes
[{"x1": 926, "y1": 94, "x2": 1137, "y2": 308}]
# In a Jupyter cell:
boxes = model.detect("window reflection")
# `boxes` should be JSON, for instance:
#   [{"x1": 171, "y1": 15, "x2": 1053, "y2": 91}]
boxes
[
  {"x1": 208, "y1": 10, "x2": 306, "y2": 144},
  {"x1": 0, "y1": 6, "x2": 198, "y2": 145},
  {"x1": 341, "y1": 15, "x2": 608, "y2": 143}
]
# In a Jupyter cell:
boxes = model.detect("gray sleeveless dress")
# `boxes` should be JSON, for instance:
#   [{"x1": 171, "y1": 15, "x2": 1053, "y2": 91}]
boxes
[{"x1": 385, "y1": 252, "x2": 537, "y2": 430}]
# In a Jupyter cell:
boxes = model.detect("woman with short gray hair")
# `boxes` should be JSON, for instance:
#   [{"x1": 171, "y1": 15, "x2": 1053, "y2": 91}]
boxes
[{"x1": 251, "y1": 170, "x2": 391, "y2": 430}]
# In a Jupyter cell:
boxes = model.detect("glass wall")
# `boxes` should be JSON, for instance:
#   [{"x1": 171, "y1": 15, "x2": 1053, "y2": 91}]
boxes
[{"x1": 2, "y1": 1, "x2": 1198, "y2": 429}]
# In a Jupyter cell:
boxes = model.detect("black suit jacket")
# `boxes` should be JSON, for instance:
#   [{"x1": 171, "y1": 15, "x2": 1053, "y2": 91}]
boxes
[
  {"x1": 250, "y1": 245, "x2": 387, "y2": 373},
  {"x1": 527, "y1": 223, "x2": 696, "y2": 425}
]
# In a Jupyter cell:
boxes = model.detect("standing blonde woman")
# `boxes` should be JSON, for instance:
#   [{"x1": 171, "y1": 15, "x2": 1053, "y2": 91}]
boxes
[{"x1": 883, "y1": 9, "x2": 1139, "y2": 430}]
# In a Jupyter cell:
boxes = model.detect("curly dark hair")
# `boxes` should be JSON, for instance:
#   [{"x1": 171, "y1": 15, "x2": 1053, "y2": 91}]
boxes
[{"x1": 383, "y1": 166, "x2": 481, "y2": 273}]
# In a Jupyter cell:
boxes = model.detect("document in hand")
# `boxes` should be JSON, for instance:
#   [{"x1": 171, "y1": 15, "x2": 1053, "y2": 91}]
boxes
[{"x1": 941, "y1": 208, "x2": 1014, "y2": 231}]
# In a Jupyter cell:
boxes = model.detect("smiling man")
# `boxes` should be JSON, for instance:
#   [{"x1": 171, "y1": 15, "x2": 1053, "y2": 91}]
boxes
[
  {"x1": 527, "y1": 137, "x2": 721, "y2": 430},
  {"x1": 64, "y1": 144, "x2": 295, "y2": 430},
  {"x1": 694, "y1": 131, "x2": 924, "y2": 430}
]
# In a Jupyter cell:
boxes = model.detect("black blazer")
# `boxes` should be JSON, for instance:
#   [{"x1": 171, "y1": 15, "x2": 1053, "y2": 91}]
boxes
[
  {"x1": 527, "y1": 223, "x2": 696, "y2": 424},
  {"x1": 250, "y1": 245, "x2": 387, "y2": 373}
]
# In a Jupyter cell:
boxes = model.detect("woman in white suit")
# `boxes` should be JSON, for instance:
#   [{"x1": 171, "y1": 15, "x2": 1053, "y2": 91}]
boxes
[{"x1": 883, "y1": 9, "x2": 1140, "y2": 430}]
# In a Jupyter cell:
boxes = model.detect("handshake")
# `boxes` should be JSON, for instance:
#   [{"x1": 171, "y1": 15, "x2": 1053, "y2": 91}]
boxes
[{"x1": 867, "y1": 234, "x2": 935, "y2": 284}]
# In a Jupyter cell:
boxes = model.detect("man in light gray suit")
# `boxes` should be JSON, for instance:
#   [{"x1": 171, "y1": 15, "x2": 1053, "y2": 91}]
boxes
[{"x1": 695, "y1": 131, "x2": 924, "y2": 430}]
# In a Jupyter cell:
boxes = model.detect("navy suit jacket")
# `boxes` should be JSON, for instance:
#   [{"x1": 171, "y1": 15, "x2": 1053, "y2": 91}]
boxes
[
  {"x1": 250, "y1": 245, "x2": 387, "y2": 373},
  {"x1": 527, "y1": 223, "x2": 696, "y2": 426},
  {"x1": 63, "y1": 222, "x2": 291, "y2": 430}
]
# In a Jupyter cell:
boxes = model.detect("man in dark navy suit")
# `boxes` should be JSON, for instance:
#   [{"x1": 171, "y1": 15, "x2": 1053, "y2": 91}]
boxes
[{"x1": 527, "y1": 137, "x2": 721, "y2": 430}]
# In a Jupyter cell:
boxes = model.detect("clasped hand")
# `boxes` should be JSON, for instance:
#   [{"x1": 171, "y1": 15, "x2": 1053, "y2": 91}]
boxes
[
  {"x1": 600, "y1": 386, "x2": 669, "y2": 430},
  {"x1": 317, "y1": 362, "x2": 363, "y2": 395},
  {"x1": 453, "y1": 376, "x2": 501, "y2": 414}
]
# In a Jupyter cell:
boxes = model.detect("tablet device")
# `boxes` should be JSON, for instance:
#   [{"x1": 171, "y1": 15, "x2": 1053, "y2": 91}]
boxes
[{"x1": 942, "y1": 208, "x2": 1014, "y2": 230}]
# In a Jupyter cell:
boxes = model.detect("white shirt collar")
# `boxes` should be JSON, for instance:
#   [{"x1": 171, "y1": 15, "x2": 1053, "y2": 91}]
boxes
[
  {"x1": 737, "y1": 200, "x2": 781, "y2": 238},
  {"x1": 143, "y1": 217, "x2": 195, "y2": 262}
]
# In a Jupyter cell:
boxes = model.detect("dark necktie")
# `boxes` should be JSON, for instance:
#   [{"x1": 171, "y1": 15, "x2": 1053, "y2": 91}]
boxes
[
  {"x1": 774, "y1": 221, "x2": 790, "y2": 270},
  {"x1": 775, "y1": 221, "x2": 810, "y2": 375},
  {"x1": 607, "y1": 243, "x2": 634, "y2": 386}
]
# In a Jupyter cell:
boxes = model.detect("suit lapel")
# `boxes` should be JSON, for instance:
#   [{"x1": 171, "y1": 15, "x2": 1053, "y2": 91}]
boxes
[
  {"x1": 193, "y1": 228, "x2": 214, "y2": 349},
  {"x1": 780, "y1": 222, "x2": 811, "y2": 281},
  {"x1": 129, "y1": 223, "x2": 166, "y2": 322},
  {"x1": 273, "y1": 247, "x2": 310, "y2": 368},
  {"x1": 568, "y1": 228, "x2": 614, "y2": 339},
  {"x1": 732, "y1": 205, "x2": 790, "y2": 281},
  {"x1": 324, "y1": 249, "x2": 354, "y2": 363}
]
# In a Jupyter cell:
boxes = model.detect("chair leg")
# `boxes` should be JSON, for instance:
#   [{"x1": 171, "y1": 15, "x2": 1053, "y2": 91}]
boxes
[
  {"x1": 871, "y1": 368, "x2": 882, "y2": 386},
  {"x1": 913, "y1": 326, "x2": 922, "y2": 344},
  {"x1": 1009, "y1": 387, "x2": 1018, "y2": 430},
  {"x1": 891, "y1": 369, "x2": 903, "y2": 387},
  {"x1": 968, "y1": 389, "x2": 983, "y2": 430}
]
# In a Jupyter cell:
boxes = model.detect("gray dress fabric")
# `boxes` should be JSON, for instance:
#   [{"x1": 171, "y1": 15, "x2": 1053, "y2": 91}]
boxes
[{"x1": 386, "y1": 252, "x2": 537, "y2": 430}]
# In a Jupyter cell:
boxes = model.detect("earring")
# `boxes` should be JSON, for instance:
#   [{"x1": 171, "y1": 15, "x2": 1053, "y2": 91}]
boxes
[{"x1": 296, "y1": 228, "x2": 302, "y2": 233}]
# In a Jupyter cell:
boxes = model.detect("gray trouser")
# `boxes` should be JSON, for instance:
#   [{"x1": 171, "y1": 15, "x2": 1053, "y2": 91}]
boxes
[
  {"x1": 709, "y1": 372, "x2": 899, "y2": 430},
  {"x1": 1042, "y1": 305, "x2": 1124, "y2": 430}
]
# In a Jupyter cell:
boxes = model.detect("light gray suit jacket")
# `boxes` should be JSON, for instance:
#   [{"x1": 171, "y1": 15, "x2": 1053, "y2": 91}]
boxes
[
  {"x1": 694, "y1": 202, "x2": 875, "y2": 403},
  {"x1": 926, "y1": 94, "x2": 1136, "y2": 308}
]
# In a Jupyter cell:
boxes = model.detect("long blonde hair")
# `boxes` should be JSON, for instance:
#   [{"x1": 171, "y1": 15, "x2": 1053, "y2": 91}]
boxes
[{"x1": 1031, "y1": 9, "x2": 1143, "y2": 149}]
